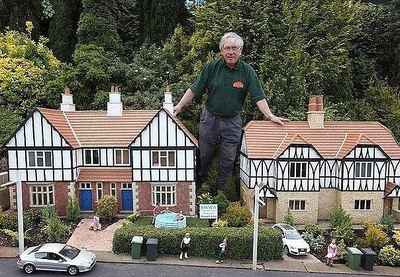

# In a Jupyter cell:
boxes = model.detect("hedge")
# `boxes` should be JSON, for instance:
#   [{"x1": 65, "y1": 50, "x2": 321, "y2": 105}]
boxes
[{"x1": 112, "y1": 224, "x2": 283, "y2": 261}]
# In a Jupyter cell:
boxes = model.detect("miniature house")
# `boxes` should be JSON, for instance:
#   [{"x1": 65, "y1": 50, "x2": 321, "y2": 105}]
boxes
[
  {"x1": 4, "y1": 86, "x2": 198, "y2": 216},
  {"x1": 240, "y1": 95, "x2": 400, "y2": 224}
]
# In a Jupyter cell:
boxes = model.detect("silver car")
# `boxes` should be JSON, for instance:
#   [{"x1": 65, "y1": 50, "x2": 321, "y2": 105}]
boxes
[{"x1": 17, "y1": 243, "x2": 96, "y2": 275}]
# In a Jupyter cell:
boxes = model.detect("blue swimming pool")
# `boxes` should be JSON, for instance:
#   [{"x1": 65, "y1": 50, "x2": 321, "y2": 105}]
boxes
[{"x1": 154, "y1": 213, "x2": 186, "y2": 228}]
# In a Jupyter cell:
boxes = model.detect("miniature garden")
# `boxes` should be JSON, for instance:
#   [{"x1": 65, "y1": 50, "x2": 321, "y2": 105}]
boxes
[{"x1": 1, "y1": 190, "x2": 400, "y2": 266}]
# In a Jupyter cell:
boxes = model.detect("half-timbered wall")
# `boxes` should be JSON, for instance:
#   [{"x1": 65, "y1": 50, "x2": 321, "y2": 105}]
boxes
[
  {"x1": 131, "y1": 110, "x2": 196, "y2": 182},
  {"x1": 6, "y1": 111, "x2": 73, "y2": 182}
]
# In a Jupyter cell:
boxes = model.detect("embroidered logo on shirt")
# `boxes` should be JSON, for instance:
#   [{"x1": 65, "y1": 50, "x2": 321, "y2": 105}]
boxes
[{"x1": 233, "y1": 81, "x2": 244, "y2": 89}]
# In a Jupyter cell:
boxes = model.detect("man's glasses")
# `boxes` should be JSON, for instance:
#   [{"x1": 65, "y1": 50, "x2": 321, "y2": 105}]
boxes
[{"x1": 222, "y1": 46, "x2": 240, "y2": 52}]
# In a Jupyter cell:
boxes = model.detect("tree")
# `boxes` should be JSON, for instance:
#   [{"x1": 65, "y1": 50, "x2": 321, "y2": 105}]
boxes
[{"x1": 0, "y1": 25, "x2": 61, "y2": 146}]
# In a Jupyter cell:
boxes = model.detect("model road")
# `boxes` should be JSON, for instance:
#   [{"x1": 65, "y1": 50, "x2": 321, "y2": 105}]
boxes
[{"x1": 0, "y1": 259, "x2": 384, "y2": 277}]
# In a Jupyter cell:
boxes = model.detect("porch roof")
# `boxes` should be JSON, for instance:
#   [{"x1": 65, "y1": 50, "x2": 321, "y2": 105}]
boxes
[{"x1": 77, "y1": 168, "x2": 132, "y2": 182}]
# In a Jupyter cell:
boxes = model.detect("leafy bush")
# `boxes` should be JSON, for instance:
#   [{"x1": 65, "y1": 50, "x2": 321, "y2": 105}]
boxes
[
  {"x1": 0, "y1": 212, "x2": 18, "y2": 231},
  {"x1": 41, "y1": 216, "x2": 71, "y2": 242},
  {"x1": 331, "y1": 225, "x2": 354, "y2": 245},
  {"x1": 336, "y1": 239, "x2": 348, "y2": 261},
  {"x1": 224, "y1": 174, "x2": 240, "y2": 202},
  {"x1": 364, "y1": 221, "x2": 389, "y2": 251},
  {"x1": 394, "y1": 232, "x2": 400, "y2": 247},
  {"x1": 66, "y1": 196, "x2": 81, "y2": 222},
  {"x1": 302, "y1": 231, "x2": 326, "y2": 253},
  {"x1": 197, "y1": 192, "x2": 212, "y2": 204},
  {"x1": 96, "y1": 195, "x2": 118, "y2": 221},
  {"x1": 2, "y1": 229, "x2": 31, "y2": 246},
  {"x1": 221, "y1": 204, "x2": 251, "y2": 227},
  {"x1": 330, "y1": 206, "x2": 352, "y2": 229},
  {"x1": 40, "y1": 205, "x2": 57, "y2": 227},
  {"x1": 212, "y1": 193, "x2": 229, "y2": 216},
  {"x1": 212, "y1": 219, "x2": 228, "y2": 228},
  {"x1": 283, "y1": 208, "x2": 294, "y2": 226},
  {"x1": 380, "y1": 208, "x2": 395, "y2": 234},
  {"x1": 304, "y1": 223, "x2": 324, "y2": 236},
  {"x1": 23, "y1": 209, "x2": 41, "y2": 229},
  {"x1": 354, "y1": 237, "x2": 370, "y2": 249},
  {"x1": 378, "y1": 245, "x2": 400, "y2": 266}
]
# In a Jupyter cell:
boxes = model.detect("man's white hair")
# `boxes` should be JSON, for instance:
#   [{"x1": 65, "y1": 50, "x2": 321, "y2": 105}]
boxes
[{"x1": 219, "y1": 32, "x2": 244, "y2": 51}]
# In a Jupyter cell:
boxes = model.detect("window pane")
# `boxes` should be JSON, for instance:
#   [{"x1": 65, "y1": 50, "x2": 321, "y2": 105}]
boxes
[
  {"x1": 295, "y1": 164, "x2": 301, "y2": 177},
  {"x1": 355, "y1": 163, "x2": 360, "y2": 177},
  {"x1": 300, "y1": 201, "x2": 305, "y2": 210},
  {"x1": 93, "y1": 150, "x2": 99, "y2": 164},
  {"x1": 295, "y1": 201, "x2": 299, "y2": 210},
  {"x1": 366, "y1": 200, "x2": 371, "y2": 209},
  {"x1": 160, "y1": 156, "x2": 167, "y2": 166},
  {"x1": 28, "y1": 152, "x2": 35, "y2": 166},
  {"x1": 152, "y1": 152, "x2": 159, "y2": 166},
  {"x1": 289, "y1": 200, "x2": 294, "y2": 209},
  {"x1": 116, "y1": 150, "x2": 122, "y2": 164},
  {"x1": 361, "y1": 163, "x2": 366, "y2": 177},
  {"x1": 367, "y1": 163, "x2": 372, "y2": 177},
  {"x1": 360, "y1": 200, "x2": 365, "y2": 209},
  {"x1": 168, "y1": 151, "x2": 175, "y2": 166},
  {"x1": 123, "y1": 150, "x2": 129, "y2": 164},
  {"x1": 85, "y1": 150, "x2": 91, "y2": 164},
  {"x1": 301, "y1": 163, "x2": 307, "y2": 177},
  {"x1": 290, "y1": 164, "x2": 295, "y2": 177},
  {"x1": 355, "y1": 200, "x2": 359, "y2": 209},
  {"x1": 45, "y1": 152, "x2": 52, "y2": 166}
]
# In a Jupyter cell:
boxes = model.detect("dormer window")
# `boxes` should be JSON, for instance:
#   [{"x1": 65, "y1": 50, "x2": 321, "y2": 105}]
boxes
[
  {"x1": 84, "y1": 149, "x2": 99, "y2": 165},
  {"x1": 355, "y1": 162, "x2": 372, "y2": 178},
  {"x1": 152, "y1": 150, "x2": 175, "y2": 167},
  {"x1": 115, "y1": 149, "x2": 129, "y2": 165}
]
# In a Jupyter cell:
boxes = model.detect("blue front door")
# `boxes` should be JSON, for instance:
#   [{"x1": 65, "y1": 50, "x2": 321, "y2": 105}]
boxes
[
  {"x1": 80, "y1": 190, "x2": 92, "y2": 211},
  {"x1": 121, "y1": 190, "x2": 133, "y2": 211}
]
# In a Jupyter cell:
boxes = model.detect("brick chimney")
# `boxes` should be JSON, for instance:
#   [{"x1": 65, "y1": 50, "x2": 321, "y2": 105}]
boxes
[
  {"x1": 107, "y1": 86, "x2": 123, "y2": 116},
  {"x1": 163, "y1": 86, "x2": 173, "y2": 114},
  {"x1": 60, "y1": 86, "x2": 75, "y2": 111},
  {"x1": 307, "y1": 95, "x2": 324, "y2": 129}
]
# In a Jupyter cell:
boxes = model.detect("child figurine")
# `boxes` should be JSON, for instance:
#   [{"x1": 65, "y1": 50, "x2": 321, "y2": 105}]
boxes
[
  {"x1": 179, "y1": 233, "x2": 191, "y2": 260},
  {"x1": 89, "y1": 215, "x2": 102, "y2": 231},
  {"x1": 326, "y1": 238, "x2": 337, "y2": 267},
  {"x1": 216, "y1": 238, "x2": 227, "y2": 264}
]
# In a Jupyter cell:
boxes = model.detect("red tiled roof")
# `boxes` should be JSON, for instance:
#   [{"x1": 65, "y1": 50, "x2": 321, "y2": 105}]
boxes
[
  {"x1": 38, "y1": 108, "x2": 198, "y2": 148},
  {"x1": 77, "y1": 168, "x2": 132, "y2": 182},
  {"x1": 243, "y1": 121, "x2": 400, "y2": 159}
]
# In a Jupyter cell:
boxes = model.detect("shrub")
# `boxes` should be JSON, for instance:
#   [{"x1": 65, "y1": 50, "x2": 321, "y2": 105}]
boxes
[
  {"x1": 41, "y1": 216, "x2": 71, "y2": 242},
  {"x1": 212, "y1": 193, "x2": 229, "y2": 216},
  {"x1": 330, "y1": 206, "x2": 352, "y2": 229},
  {"x1": 354, "y1": 237, "x2": 370, "y2": 249},
  {"x1": 212, "y1": 219, "x2": 228, "y2": 228},
  {"x1": 378, "y1": 245, "x2": 400, "y2": 266},
  {"x1": 2, "y1": 229, "x2": 31, "y2": 246},
  {"x1": 380, "y1": 208, "x2": 395, "y2": 234},
  {"x1": 221, "y1": 204, "x2": 251, "y2": 227},
  {"x1": 302, "y1": 231, "x2": 326, "y2": 253},
  {"x1": 394, "y1": 232, "x2": 400, "y2": 247},
  {"x1": 336, "y1": 239, "x2": 348, "y2": 261},
  {"x1": 304, "y1": 223, "x2": 324, "y2": 236},
  {"x1": 364, "y1": 221, "x2": 389, "y2": 251},
  {"x1": 224, "y1": 174, "x2": 240, "y2": 202},
  {"x1": 331, "y1": 225, "x2": 354, "y2": 245},
  {"x1": 197, "y1": 192, "x2": 212, "y2": 204},
  {"x1": 283, "y1": 208, "x2": 294, "y2": 226},
  {"x1": 0, "y1": 212, "x2": 18, "y2": 231},
  {"x1": 40, "y1": 205, "x2": 57, "y2": 227},
  {"x1": 66, "y1": 196, "x2": 81, "y2": 222},
  {"x1": 23, "y1": 209, "x2": 41, "y2": 229},
  {"x1": 96, "y1": 195, "x2": 118, "y2": 221}
]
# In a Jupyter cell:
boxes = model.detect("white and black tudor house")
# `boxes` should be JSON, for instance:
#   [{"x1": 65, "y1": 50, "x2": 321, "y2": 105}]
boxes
[
  {"x1": 240, "y1": 96, "x2": 400, "y2": 224},
  {"x1": 4, "y1": 87, "x2": 198, "y2": 216}
]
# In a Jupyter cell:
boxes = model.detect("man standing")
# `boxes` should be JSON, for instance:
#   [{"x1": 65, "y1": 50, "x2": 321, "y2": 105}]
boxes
[{"x1": 173, "y1": 32, "x2": 287, "y2": 193}]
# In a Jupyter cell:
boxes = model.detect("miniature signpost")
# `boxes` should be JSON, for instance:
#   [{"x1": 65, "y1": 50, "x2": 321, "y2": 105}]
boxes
[{"x1": 252, "y1": 182, "x2": 266, "y2": 271}]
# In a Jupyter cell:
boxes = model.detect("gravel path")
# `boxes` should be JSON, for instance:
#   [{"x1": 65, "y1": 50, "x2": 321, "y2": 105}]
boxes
[{"x1": 67, "y1": 218, "x2": 124, "y2": 251}]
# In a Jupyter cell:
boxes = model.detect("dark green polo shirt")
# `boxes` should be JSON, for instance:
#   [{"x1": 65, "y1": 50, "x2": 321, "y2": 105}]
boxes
[{"x1": 190, "y1": 58, "x2": 266, "y2": 117}]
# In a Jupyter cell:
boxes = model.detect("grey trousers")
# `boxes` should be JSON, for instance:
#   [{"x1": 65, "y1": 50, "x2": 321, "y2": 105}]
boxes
[{"x1": 198, "y1": 109, "x2": 242, "y2": 190}]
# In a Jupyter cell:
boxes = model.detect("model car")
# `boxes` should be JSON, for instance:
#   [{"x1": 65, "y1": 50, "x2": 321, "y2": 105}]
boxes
[
  {"x1": 272, "y1": 223, "x2": 310, "y2": 256},
  {"x1": 17, "y1": 243, "x2": 96, "y2": 275}
]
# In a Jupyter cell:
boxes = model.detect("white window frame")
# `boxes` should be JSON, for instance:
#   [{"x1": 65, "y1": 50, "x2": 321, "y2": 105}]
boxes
[
  {"x1": 354, "y1": 162, "x2": 373, "y2": 178},
  {"x1": 80, "y1": 182, "x2": 92, "y2": 189},
  {"x1": 289, "y1": 200, "x2": 306, "y2": 211},
  {"x1": 289, "y1": 162, "x2": 307, "y2": 178},
  {"x1": 114, "y1": 149, "x2": 130, "y2": 165},
  {"x1": 151, "y1": 150, "x2": 176, "y2": 167},
  {"x1": 110, "y1": 183, "x2": 117, "y2": 198},
  {"x1": 152, "y1": 184, "x2": 176, "y2": 206},
  {"x1": 354, "y1": 199, "x2": 372, "y2": 210},
  {"x1": 96, "y1": 183, "x2": 103, "y2": 201},
  {"x1": 121, "y1": 183, "x2": 132, "y2": 189},
  {"x1": 28, "y1": 151, "x2": 52, "y2": 167},
  {"x1": 84, "y1": 149, "x2": 99, "y2": 165},
  {"x1": 30, "y1": 184, "x2": 54, "y2": 207}
]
